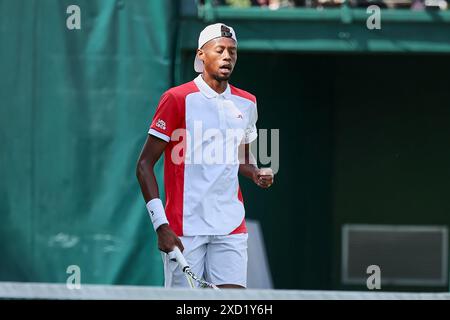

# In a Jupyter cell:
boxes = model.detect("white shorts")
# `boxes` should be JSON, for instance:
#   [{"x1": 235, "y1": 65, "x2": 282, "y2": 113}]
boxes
[{"x1": 161, "y1": 233, "x2": 248, "y2": 288}]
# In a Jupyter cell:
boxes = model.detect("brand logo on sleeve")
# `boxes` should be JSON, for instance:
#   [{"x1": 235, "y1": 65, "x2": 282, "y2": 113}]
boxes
[{"x1": 156, "y1": 119, "x2": 167, "y2": 130}]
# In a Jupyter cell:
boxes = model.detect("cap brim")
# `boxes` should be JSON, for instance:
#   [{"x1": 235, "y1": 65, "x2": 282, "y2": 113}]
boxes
[{"x1": 194, "y1": 56, "x2": 203, "y2": 73}]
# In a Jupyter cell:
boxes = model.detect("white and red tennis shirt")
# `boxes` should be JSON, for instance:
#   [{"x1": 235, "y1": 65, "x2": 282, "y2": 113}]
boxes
[{"x1": 148, "y1": 75, "x2": 258, "y2": 236}]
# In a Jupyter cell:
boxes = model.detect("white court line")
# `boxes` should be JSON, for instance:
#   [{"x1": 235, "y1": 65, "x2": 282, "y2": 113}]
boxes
[{"x1": 0, "y1": 282, "x2": 449, "y2": 300}]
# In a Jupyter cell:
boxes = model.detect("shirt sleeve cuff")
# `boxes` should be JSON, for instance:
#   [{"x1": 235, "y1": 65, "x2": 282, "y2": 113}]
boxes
[
  {"x1": 242, "y1": 130, "x2": 258, "y2": 145},
  {"x1": 148, "y1": 128, "x2": 170, "y2": 142}
]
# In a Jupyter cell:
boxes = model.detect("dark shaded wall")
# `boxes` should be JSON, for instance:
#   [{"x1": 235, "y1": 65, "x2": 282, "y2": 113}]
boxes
[{"x1": 332, "y1": 55, "x2": 450, "y2": 291}]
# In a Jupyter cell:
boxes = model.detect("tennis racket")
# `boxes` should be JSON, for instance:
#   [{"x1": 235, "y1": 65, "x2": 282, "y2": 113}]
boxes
[{"x1": 168, "y1": 246, "x2": 219, "y2": 290}]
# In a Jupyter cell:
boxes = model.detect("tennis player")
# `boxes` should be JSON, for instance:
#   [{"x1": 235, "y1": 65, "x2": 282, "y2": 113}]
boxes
[{"x1": 136, "y1": 23, "x2": 274, "y2": 289}]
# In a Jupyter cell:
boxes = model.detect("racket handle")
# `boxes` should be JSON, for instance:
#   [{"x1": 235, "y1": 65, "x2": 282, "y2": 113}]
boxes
[{"x1": 169, "y1": 246, "x2": 189, "y2": 271}]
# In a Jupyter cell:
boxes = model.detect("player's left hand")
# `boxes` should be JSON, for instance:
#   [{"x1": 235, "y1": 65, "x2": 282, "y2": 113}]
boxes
[{"x1": 254, "y1": 167, "x2": 274, "y2": 189}]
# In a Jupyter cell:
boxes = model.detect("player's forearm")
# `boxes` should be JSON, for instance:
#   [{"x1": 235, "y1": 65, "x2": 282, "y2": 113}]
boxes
[
  {"x1": 238, "y1": 143, "x2": 259, "y2": 180},
  {"x1": 136, "y1": 136, "x2": 169, "y2": 231},
  {"x1": 239, "y1": 163, "x2": 259, "y2": 180},
  {"x1": 136, "y1": 160, "x2": 160, "y2": 203}
]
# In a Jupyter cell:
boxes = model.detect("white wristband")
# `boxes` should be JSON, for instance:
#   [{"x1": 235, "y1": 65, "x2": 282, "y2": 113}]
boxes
[{"x1": 146, "y1": 198, "x2": 169, "y2": 231}]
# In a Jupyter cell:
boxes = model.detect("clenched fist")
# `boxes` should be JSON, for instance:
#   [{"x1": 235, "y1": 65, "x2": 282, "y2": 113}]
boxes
[{"x1": 253, "y1": 167, "x2": 274, "y2": 189}]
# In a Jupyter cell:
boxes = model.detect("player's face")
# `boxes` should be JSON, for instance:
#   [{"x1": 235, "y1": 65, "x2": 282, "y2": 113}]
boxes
[{"x1": 198, "y1": 37, "x2": 237, "y2": 81}]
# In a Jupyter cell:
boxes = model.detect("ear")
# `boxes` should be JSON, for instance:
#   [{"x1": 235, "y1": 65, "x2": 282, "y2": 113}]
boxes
[{"x1": 197, "y1": 48, "x2": 204, "y2": 62}]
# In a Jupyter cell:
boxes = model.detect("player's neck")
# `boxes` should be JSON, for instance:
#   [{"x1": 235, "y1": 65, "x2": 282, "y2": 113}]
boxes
[{"x1": 201, "y1": 73, "x2": 228, "y2": 95}]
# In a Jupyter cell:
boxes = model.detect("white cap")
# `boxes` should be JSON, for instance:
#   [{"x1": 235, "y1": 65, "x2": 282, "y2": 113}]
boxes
[{"x1": 194, "y1": 23, "x2": 238, "y2": 73}]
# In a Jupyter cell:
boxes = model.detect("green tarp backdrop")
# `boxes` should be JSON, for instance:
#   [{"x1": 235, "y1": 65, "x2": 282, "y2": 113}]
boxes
[{"x1": 0, "y1": 0, "x2": 177, "y2": 285}]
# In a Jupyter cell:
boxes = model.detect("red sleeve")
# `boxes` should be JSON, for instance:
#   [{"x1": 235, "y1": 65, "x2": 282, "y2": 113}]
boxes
[{"x1": 148, "y1": 91, "x2": 180, "y2": 142}]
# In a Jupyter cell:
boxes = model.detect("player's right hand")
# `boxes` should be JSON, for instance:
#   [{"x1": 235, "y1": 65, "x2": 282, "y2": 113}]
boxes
[{"x1": 156, "y1": 224, "x2": 184, "y2": 253}]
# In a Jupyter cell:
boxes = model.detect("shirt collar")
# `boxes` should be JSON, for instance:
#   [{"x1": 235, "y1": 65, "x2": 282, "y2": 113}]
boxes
[{"x1": 194, "y1": 74, "x2": 231, "y2": 99}]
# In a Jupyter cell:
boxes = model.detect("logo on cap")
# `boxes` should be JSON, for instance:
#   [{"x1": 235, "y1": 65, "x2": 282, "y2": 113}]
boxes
[{"x1": 221, "y1": 25, "x2": 232, "y2": 38}]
